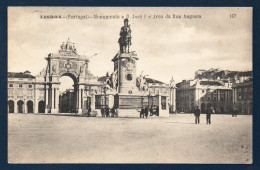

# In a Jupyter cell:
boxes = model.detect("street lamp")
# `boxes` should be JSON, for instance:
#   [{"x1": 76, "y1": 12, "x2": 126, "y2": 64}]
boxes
[{"x1": 103, "y1": 85, "x2": 109, "y2": 107}]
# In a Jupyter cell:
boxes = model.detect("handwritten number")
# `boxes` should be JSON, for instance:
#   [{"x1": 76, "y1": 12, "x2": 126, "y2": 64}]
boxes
[{"x1": 230, "y1": 14, "x2": 236, "y2": 18}]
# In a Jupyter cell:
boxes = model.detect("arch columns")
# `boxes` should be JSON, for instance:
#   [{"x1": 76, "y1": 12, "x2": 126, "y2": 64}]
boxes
[
  {"x1": 50, "y1": 83, "x2": 60, "y2": 113},
  {"x1": 34, "y1": 101, "x2": 38, "y2": 114},
  {"x1": 34, "y1": 84, "x2": 39, "y2": 113},
  {"x1": 45, "y1": 85, "x2": 50, "y2": 113},
  {"x1": 77, "y1": 84, "x2": 85, "y2": 114},
  {"x1": 24, "y1": 100, "x2": 27, "y2": 113},
  {"x1": 14, "y1": 100, "x2": 17, "y2": 113}
]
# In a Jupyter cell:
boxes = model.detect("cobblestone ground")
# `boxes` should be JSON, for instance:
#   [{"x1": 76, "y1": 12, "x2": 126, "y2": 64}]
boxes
[{"x1": 8, "y1": 113, "x2": 252, "y2": 164}]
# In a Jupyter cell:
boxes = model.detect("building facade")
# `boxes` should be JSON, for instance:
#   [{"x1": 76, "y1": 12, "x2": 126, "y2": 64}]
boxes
[
  {"x1": 8, "y1": 71, "x2": 45, "y2": 114},
  {"x1": 176, "y1": 79, "x2": 233, "y2": 114},
  {"x1": 232, "y1": 78, "x2": 253, "y2": 115}
]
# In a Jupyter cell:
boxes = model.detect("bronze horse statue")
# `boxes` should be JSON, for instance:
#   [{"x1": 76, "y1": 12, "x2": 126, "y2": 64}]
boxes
[{"x1": 118, "y1": 19, "x2": 132, "y2": 53}]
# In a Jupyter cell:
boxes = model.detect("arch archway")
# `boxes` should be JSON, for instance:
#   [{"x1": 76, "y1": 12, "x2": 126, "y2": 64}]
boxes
[
  {"x1": 17, "y1": 100, "x2": 24, "y2": 113},
  {"x1": 8, "y1": 100, "x2": 14, "y2": 113},
  {"x1": 43, "y1": 39, "x2": 89, "y2": 114},
  {"x1": 59, "y1": 73, "x2": 78, "y2": 113},
  {"x1": 38, "y1": 100, "x2": 45, "y2": 113},
  {"x1": 201, "y1": 103, "x2": 206, "y2": 113},
  {"x1": 27, "y1": 100, "x2": 33, "y2": 113}
]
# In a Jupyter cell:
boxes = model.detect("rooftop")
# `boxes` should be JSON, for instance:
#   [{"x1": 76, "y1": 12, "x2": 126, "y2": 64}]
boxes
[
  {"x1": 8, "y1": 72, "x2": 35, "y2": 79},
  {"x1": 145, "y1": 78, "x2": 165, "y2": 84},
  {"x1": 200, "y1": 81, "x2": 223, "y2": 86}
]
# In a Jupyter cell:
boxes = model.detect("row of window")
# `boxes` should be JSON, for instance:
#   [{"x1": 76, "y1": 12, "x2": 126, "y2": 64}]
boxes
[
  {"x1": 179, "y1": 89, "x2": 230, "y2": 95},
  {"x1": 8, "y1": 89, "x2": 45, "y2": 97},
  {"x1": 181, "y1": 91, "x2": 194, "y2": 95},
  {"x1": 9, "y1": 84, "x2": 33, "y2": 88},
  {"x1": 8, "y1": 89, "x2": 33, "y2": 97},
  {"x1": 8, "y1": 78, "x2": 34, "y2": 81},
  {"x1": 201, "y1": 96, "x2": 232, "y2": 101},
  {"x1": 149, "y1": 88, "x2": 169, "y2": 94},
  {"x1": 237, "y1": 94, "x2": 252, "y2": 100},
  {"x1": 237, "y1": 87, "x2": 253, "y2": 92}
]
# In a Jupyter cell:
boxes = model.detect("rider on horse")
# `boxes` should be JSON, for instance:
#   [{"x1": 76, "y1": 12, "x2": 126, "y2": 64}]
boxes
[{"x1": 118, "y1": 18, "x2": 132, "y2": 53}]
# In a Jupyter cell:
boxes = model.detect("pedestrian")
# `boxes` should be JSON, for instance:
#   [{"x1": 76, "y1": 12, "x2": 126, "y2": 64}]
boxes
[
  {"x1": 232, "y1": 107, "x2": 235, "y2": 117},
  {"x1": 101, "y1": 106, "x2": 105, "y2": 117},
  {"x1": 111, "y1": 106, "x2": 115, "y2": 117},
  {"x1": 145, "y1": 106, "x2": 149, "y2": 119},
  {"x1": 156, "y1": 106, "x2": 159, "y2": 116},
  {"x1": 106, "y1": 106, "x2": 110, "y2": 117},
  {"x1": 206, "y1": 106, "x2": 212, "y2": 124},
  {"x1": 194, "y1": 106, "x2": 201, "y2": 124},
  {"x1": 150, "y1": 106, "x2": 153, "y2": 116},
  {"x1": 115, "y1": 107, "x2": 119, "y2": 117},
  {"x1": 88, "y1": 106, "x2": 92, "y2": 117}
]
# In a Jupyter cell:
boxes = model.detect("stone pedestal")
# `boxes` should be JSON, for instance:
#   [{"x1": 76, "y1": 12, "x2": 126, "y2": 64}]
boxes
[
  {"x1": 112, "y1": 52, "x2": 139, "y2": 95},
  {"x1": 112, "y1": 52, "x2": 144, "y2": 117},
  {"x1": 114, "y1": 94, "x2": 144, "y2": 117}
]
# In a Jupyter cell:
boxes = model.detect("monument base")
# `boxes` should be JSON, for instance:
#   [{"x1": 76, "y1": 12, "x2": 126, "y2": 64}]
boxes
[
  {"x1": 114, "y1": 94, "x2": 144, "y2": 109},
  {"x1": 114, "y1": 94, "x2": 144, "y2": 117},
  {"x1": 113, "y1": 94, "x2": 170, "y2": 118}
]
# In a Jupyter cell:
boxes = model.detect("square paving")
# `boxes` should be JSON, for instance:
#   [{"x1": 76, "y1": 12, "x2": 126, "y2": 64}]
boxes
[{"x1": 8, "y1": 114, "x2": 252, "y2": 164}]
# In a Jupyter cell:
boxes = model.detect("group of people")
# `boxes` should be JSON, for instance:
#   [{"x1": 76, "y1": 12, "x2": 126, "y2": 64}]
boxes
[
  {"x1": 140, "y1": 107, "x2": 149, "y2": 119},
  {"x1": 193, "y1": 106, "x2": 215, "y2": 124},
  {"x1": 100, "y1": 106, "x2": 118, "y2": 117},
  {"x1": 232, "y1": 107, "x2": 239, "y2": 117},
  {"x1": 140, "y1": 106, "x2": 159, "y2": 119}
]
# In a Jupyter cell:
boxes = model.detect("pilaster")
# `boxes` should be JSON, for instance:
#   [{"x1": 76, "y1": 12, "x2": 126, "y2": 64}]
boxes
[{"x1": 45, "y1": 86, "x2": 49, "y2": 113}]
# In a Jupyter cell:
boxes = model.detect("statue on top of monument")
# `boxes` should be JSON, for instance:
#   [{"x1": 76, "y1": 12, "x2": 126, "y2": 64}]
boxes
[
  {"x1": 118, "y1": 18, "x2": 132, "y2": 53},
  {"x1": 170, "y1": 76, "x2": 175, "y2": 88},
  {"x1": 72, "y1": 43, "x2": 77, "y2": 54},
  {"x1": 60, "y1": 42, "x2": 65, "y2": 50},
  {"x1": 59, "y1": 39, "x2": 78, "y2": 54}
]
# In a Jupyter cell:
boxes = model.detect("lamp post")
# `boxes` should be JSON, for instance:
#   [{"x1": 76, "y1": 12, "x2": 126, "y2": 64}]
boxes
[
  {"x1": 169, "y1": 76, "x2": 175, "y2": 114},
  {"x1": 103, "y1": 85, "x2": 109, "y2": 107}
]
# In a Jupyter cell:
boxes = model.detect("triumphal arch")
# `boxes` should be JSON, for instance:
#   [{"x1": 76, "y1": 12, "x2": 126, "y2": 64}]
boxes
[{"x1": 44, "y1": 39, "x2": 93, "y2": 114}]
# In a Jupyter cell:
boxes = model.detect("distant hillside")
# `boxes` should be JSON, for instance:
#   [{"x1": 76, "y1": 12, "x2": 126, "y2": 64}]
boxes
[{"x1": 195, "y1": 68, "x2": 252, "y2": 82}]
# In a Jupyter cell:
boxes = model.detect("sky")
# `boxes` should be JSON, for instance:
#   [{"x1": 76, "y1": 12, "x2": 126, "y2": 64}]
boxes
[{"x1": 8, "y1": 7, "x2": 252, "y2": 92}]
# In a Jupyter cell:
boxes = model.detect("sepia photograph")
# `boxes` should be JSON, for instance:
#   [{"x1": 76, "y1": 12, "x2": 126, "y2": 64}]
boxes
[{"x1": 8, "y1": 7, "x2": 252, "y2": 164}]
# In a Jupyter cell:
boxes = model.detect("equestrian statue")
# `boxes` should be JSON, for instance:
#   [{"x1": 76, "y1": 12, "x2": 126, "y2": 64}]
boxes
[{"x1": 118, "y1": 18, "x2": 132, "y2": 53}]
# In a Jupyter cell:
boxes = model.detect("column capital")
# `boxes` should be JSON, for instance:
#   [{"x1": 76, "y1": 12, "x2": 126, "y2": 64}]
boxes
[{"x1": 78, "y1": 85, "x2": 85, "y2": 90}]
